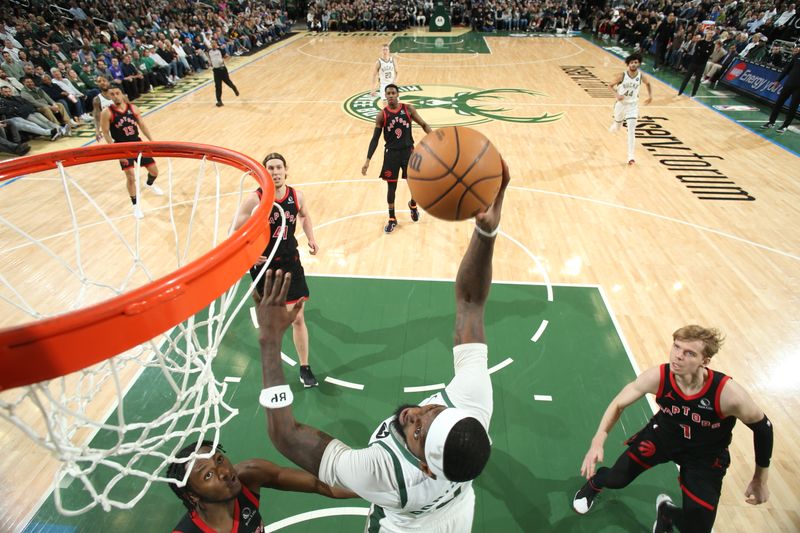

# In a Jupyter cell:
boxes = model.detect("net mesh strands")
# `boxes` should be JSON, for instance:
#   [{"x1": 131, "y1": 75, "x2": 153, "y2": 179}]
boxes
[{"x1": 0, "y1": 142, "x2": 283, "y2": 514}]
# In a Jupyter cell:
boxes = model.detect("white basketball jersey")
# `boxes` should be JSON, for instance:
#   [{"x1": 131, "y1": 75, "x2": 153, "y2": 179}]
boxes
[
  {"x1": 365, "y1": 391, "x2": 473, "y2": 530},
  {"x1": 98, "y1": 92, "x2": 114, "y2": 110},
  {"x1": 378, "y1": 57, "x2": 396, "y2": 84},
  {"x1": 617, "y1": 70, "x2": 641, "y2": 104}
]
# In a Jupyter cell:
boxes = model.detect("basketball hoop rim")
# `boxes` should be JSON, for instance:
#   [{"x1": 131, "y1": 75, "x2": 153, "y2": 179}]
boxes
[{"x1": 0, "y1": 141, "x2": 274, "y2": 391}]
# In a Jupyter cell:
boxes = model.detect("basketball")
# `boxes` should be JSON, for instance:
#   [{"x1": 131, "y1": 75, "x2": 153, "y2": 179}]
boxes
[{"x1": 407, "y1": 127, "x2": 503, "y2": 221}]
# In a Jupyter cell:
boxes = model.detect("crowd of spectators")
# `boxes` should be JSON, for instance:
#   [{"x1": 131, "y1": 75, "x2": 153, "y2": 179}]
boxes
[
  {"x1": 305, "y1": 0, "x2": 472, "y2": 32},
  {"x1": 0, "y1": 0, "x2": 293, "y2": 155},
  {"x1": 585, "y1": 1, "x2": 799, "y2": 88}
]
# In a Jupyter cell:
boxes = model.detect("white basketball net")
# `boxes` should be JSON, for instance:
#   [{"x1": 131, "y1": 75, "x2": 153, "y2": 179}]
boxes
[{"x1": 0, "y1": 151, "x2": 283, "y2": 515}]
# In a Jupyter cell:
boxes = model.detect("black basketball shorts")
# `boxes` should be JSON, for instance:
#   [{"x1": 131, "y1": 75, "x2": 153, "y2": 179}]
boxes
[
  {"x1": 119, "y1": 157, "x2": 156, "y2": 171},
  {"x1": 250, "y1": 256, "x2": 310, "y2": 304},
  {"x1": 380, "y1": 147, "x2": 412, "y2": 182},
  {"x1": 625, "y1": 422, "x2": 729, "y2": 514}
]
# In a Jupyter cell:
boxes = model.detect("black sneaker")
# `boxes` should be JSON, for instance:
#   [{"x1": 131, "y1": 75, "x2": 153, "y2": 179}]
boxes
[
  {"x1": 776, "y1": 126, "x2": 787, "y2": 134},
  {"x1": 234, "y1": 88, "x2": 240, "y2": 97},
  {"x1": 652, "y1": 494, "x2": 675, "y2": 533},
  {"x1": 299, "y1": 365, "x2": 318, "y2": 388},
  {"x1": 572, "y1": 478, "x2": 602, "y2": 515},
  {"x1": 408, "y1": 201, "x2": 419, "y2": 222},
  {"x1": 216, "y1": 101, "x2": 224, "y2": 107},
  {"x1": 384, "y1": 218, "x2": 398, "y2": 233},
  {"x1": 760, "y1": 122, "x2": 774, "y2": 129}
]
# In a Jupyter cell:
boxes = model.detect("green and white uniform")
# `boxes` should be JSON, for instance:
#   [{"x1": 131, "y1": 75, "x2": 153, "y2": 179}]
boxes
[
  {"x1": 318, "y1": 343, "x2": 492, "y2": 532},
  {"x1": 613, "y1": 69, "x2": 642, "y2": 122},
  {"x1": 377, "y1": 57, "x2": 397, "y2": 99}
]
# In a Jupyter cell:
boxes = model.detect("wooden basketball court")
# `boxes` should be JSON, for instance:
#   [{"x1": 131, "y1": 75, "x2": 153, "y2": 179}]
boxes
[{"x1": 1, "y1": 29, "x2": 798, "y2": 532}]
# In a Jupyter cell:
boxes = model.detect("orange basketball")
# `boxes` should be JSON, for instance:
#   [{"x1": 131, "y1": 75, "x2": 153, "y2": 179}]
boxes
[{"x1": 407, "y1": 127, "x2": 503, "y2": 221}]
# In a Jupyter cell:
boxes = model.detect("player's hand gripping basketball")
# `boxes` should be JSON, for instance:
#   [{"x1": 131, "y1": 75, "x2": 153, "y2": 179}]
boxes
[
  {"x1": 474, "y1": 158, "x2": 510, "y2": 234},
  {"x1": 255, "y1": 269, "x2": 304, "y2": 339}
]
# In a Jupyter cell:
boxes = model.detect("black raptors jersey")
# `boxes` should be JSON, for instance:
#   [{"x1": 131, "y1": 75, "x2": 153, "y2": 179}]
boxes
[
  {"x1": 256, "y1": 186, "x2": 299, "y2": 262},
  {"x1": 108, "y1": 103, "x2": 142, "y2": 143},
  {"x1": 172, "y1": 485, "x2": 264, "y2": 532},
  {"x1": 653, "y1": 364, "x2": 736, "y2": 452},
  {"x1": 382, "y1": 103, "x2": 414, "y2": 151}
]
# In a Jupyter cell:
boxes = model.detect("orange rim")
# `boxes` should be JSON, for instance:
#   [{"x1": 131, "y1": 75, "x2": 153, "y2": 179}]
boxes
[{"x1": 0, "y1": 142, "x2": 274, "y2": 391}]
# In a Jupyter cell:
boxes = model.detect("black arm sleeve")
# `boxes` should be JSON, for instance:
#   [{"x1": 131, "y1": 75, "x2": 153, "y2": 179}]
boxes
[
  {"x1": 367, "y1": 127, "x2": 381, "y2": 160},
  {"x1": 745, "y1": 415, "x2": 773, "y2": 468}
]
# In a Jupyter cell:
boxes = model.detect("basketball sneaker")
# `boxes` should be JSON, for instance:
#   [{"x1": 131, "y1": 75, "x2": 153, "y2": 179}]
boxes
[
  {"x1": 299, "y1": 365, "x2": 318, "y2": 388},
  {"x1": 628, "y1": 159, "x2": 636, "y2": 165},
  {"x1": 776, "y1": 126, "x2": 788, "y2": 134},
  {"x1": 653, "y1": 493, "x2": 676, "y2": 533},
  {"x1": 609, "y1": 122, "x2": 620, "y2": 133},
  {"x1": 572, "y1": 477, "x2": 603, "y2": 514},
  {"x1": 384, "y1": 218, "x2": 398, "y2": 233},
  {"x1": 133, "y1": 205, "x2": 144, "y2": 219},
  {"x1": 146, "y1": 183, "x2": 164, "y2": 196},
  {"x1": 760, "y1": 122, "x2": 774, "y2": 129},
  {"x1": 408, "y1": 201, "x2": 420, "y2": 222}
]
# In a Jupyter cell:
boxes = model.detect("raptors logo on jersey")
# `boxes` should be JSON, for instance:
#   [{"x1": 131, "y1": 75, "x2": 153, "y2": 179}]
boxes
[
  {"x1": 108, "y1": 103, "x2": 142, "y2": 143},
  {"x1": 382, "y1": 104, "x2": 413, "y2": 150},
  {"x1": 653, "y1": 363, "x2": 736, "y2": 450},
  {"x1": 256, "y1": 185, "x2": 300, "y2": 261}
]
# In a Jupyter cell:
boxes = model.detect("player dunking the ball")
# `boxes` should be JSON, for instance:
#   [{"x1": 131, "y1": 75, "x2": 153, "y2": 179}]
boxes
[
  {"x1": 609, "y1": 53, "x2": 652, "y2": 165},
  {"x1": 255, "y1": 160, "x2": 510, "y2": 532},
  {"x1": 370, "y1": 43, "x2": 398, "y2": 100},
  {"x1": 234, "y1": 153, "x2": 320, "y2": 387},
  {"x1": 100, "y1": 86, "x2": 162, "y2": 219},
  {"x1": 361, "y1": 83, "x2": 432, "y2": 234}
]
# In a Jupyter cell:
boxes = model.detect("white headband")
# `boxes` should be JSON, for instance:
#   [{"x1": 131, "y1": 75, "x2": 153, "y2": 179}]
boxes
[{"x1": 424, "y1": 407, "x2": 471, "y2": 480}]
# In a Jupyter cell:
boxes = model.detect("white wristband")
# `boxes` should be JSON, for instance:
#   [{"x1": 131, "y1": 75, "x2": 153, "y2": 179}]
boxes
[
  {"x1": 259, "y1": 385, "x2": 293, "y2": 409},
  {"x1": 475, "y1": 224, "x2": 499, "y2": 238}
]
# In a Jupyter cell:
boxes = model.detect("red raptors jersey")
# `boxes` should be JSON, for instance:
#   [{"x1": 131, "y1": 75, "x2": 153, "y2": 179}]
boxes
[
  {"x1": 108, "y1": 103, "x2": 142, "y2": 143},
  {"x1": 172, "y1": 485, "x2": 263, "y2": 532},
  {"x1": 382, "y1": 103, "x2": 414, "y2": 151},
  {"x1": 256, "y1": 186, "x2": 300, "y2": 261},
  {"x1": 653, "y1": 364, "x2": 736, "y2": 451}
]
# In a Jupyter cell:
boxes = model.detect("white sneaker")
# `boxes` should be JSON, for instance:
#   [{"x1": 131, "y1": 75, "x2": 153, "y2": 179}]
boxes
[
  {"x1": 133, "y1": 205, "x2": 144, "y2": 219},
  {"x1": 146, "y1": 183, "x2": 164, "y2": 196},
  {"x1": 81, "y1": 113, "x2": 93, "y2": 121},
  {"x1": 609, "y1": 122, "x2": 620, "y2": 133}
]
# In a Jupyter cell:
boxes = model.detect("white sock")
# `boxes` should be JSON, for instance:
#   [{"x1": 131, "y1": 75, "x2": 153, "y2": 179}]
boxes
[{"x1": 626, "y1": 118, "x2": 637, "y2": 161}]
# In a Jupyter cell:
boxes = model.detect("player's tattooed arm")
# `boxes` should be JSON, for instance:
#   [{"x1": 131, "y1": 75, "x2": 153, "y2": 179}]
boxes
[{"x1": 256, "y1": 269, "x2": 334, "y2": 475}]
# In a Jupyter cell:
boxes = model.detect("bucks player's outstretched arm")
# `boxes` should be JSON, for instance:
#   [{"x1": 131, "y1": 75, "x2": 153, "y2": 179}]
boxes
[
  {"x1": 255, "y1": 269, "x2": 335, "y2": 475},
  {"x1": 453, "y1": 159, "x2": 510, "y2": 346}
]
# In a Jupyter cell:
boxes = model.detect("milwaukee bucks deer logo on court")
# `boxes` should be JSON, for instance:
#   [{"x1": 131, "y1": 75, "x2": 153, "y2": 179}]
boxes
[{"x1": 344, "y1": 84, "x2": 563, "y2": 127}]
